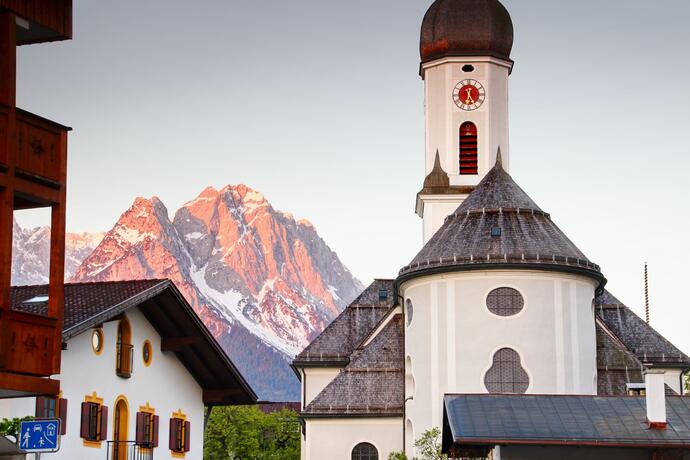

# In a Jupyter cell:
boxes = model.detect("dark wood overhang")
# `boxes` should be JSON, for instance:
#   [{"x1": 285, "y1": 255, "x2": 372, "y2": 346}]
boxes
[
  {"x1": 0, "y1": 0, "x2": 72, "y2": 44},
  {"x1": 11, "y1": 280, "x2": 257, "y2": 405}
]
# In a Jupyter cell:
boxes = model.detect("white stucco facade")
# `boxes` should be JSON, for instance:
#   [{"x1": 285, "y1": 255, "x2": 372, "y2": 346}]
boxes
[
  {"x1": 302, "y1": 418, "x2": 402, "y2": 460},
  {"x1": 301, "y1": 368, "x2": 340, "y2": 408},
  {"x1": 401, "y1": 270, "x2": 598, "y2": 454},
  {"x1": 0, "y1": 308, "x2": 204, "y2": 460}
]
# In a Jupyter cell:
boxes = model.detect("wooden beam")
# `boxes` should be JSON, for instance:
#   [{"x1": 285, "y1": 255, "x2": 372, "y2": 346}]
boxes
[
  {"x1": 161, "y1": 336, "x2": 204, "y2": 352},
  {"x1": 0, "y1": 372, "x2": 60, "y2": 398}
]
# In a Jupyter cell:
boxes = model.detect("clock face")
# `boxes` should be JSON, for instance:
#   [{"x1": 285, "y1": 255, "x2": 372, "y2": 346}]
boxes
[{"x1": 453, "y1": 79, "x2": 486, "y2": 111}]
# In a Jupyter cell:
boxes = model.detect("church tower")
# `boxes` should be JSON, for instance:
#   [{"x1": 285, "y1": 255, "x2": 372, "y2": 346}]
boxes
[{"x1": 417, "y1": 0, "x2": 514, "y2": 243}]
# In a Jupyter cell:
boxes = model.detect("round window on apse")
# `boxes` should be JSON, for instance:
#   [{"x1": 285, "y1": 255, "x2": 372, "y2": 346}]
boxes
[{"x1": 486, "y1": 287, "x2": 524, "y2": 317}]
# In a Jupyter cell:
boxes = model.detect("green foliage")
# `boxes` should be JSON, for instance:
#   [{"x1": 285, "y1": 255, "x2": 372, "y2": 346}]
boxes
[
  {"x1": 414, "y1": 427, "x2": 447, "y2": 460},
  {"x1": 684, "y1": 373, "x2": 689, "y2": 394},
  {"x1": 204, "y1": 405, "x2": 300, "y2": 460},
  {"x1": 388, "y1": 427, "x2": 447, "y2": 460},
  {"x1": 388, "y1": 451, "x2": 409, "y2": 460},
  {"x1": 0, "y1": 417, "x2": 34, "y2": 440}
]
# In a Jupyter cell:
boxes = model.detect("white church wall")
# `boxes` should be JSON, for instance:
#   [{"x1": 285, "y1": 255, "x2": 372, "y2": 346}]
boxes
[
  {"x1": 303, "y1": 417, "x2": 402, "y2": 460},
  {"x1": 302, "y1": 367, "x2": 340, "y2": 408},
  {"x1": 401, "y1": 270, "x2": 598, "y2": 453},
  {"x1": 5, "y1": 308, "x2": 204, "y2": 460},
  {"x1": 420, "y1": 196, "x2": 467, "y2": 244},
  {"x1": 656, "y1": 368, "x2": 684, "y2": 395}
]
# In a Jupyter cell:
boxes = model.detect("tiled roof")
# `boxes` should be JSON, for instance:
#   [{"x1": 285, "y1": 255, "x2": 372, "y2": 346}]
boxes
[
  {"x1": 302, "y1": 314, "x2": 404, "y2": 417},
  {"x1": 293, "y1": 280, "x2": 395, "y2": 366},
  {"x1": 11, "y1": 279, "x2": 168, "y2": 337},
  {"x1": 443, "y1": 394, "x2": 690, "y2": 449},
  {"x1": 596, "y1": 290, "x2": 690, "y2": 367},
  {"x1": 400, "y1": 153, "x2": 603, "y2": 283},
  {"x1": 596, "y1": 318, "x2": 644, "y2": 395}
]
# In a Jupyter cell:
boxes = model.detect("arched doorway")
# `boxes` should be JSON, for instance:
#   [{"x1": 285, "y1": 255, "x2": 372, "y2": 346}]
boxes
[{"x1": 113, "y1": 397, "x2": 129, "y2": 460}]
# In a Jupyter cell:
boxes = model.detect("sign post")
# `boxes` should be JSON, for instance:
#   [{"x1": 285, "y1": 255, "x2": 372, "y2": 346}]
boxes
[{"x1": 17, "y1": 419, "x2": 61, "y2": 455}]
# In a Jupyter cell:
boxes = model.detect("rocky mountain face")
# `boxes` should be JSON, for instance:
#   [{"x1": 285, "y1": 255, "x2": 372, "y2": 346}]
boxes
[
  {"x1": 11, "y1": 221, "x2": 103, "y2": 286},
  {"x1": 70, "y1": 185, "x2": 363, "y2": 400}
]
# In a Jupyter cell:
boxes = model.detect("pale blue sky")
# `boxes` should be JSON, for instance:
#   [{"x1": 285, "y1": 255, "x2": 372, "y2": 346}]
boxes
[{"x1": 15, "y1": 1, "x2": 690, "y2": 354}]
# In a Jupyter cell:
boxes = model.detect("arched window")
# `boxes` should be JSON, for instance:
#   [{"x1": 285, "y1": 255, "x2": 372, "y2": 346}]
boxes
[
  {"x1": 352, "y1": 442, "x2": 378, "y2": 460},
  {"x1": 116, "y1": 317, "x2": 133, "y2": 378},
  {"x1": 459, "y1": 122, "x2": 478, "y2": 175},
  {"x1": 484, "y1": 348, "x2": 529, "y2": 394}
]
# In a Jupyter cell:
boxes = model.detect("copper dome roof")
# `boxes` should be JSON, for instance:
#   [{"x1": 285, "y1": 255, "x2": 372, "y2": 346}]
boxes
[{"x1": 420, "y1": 0, "x2": 514, "y2": 63}]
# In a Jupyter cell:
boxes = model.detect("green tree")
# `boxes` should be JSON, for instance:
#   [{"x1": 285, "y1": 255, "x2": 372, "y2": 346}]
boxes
[
  {"x1": 388, "y1": 427, "x2": 447, "y2": 460},
  {"x1": 204, "y1": 406, "x2": 300, "y2": 460},
  {"x1": 0, "y1": 417, "x2": 33, "y2": 440},
  {"x1": 685, "y1": 373, "x2": 689, "y2": 394}
]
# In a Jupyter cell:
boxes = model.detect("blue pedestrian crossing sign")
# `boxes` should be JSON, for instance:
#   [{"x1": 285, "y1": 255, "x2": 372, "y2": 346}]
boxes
[{"x1": 18, "y1": 419, "x2": 61, "y2": 453}]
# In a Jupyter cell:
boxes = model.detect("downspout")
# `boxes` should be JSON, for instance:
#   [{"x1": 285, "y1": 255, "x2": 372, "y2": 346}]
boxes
[{"x1": 398, "y1": 291, "x2": 408, "y2": 454}]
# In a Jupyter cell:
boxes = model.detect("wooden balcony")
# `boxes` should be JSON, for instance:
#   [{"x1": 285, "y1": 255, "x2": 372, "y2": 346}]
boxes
[{"x1": 0, "y1": 108, "x2": 69, "y2": 398}]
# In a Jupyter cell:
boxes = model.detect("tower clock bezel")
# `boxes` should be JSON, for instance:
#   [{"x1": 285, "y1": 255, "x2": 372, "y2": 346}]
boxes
[{"x1": 453, "y1": 79, "x2": 486, "y2": 111}]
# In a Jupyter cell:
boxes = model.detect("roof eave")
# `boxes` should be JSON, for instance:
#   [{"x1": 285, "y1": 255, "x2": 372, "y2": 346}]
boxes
[{"x1": 397, "y1": 262, "x2": 607, "y2": 296}]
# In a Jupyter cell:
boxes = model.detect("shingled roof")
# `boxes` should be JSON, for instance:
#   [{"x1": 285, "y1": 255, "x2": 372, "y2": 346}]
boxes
[
  {"x1": 596, "y1": 290, "x2": 690, "y2": 368},
  {"x1": 400, "y1": 152, "x2": 604, "y2": 290},
  {"x1": 302, "y1": 314, "x2": 404, "y2": 417},
  {"x1": 11, "y1": 280, "x2": 257, "y2": 405},
  {"x1": 12, "y1": 279, "x2": 168, "y2": 338},
  {"x1": 293, "y1": 280, "x2": 395, "y2": 367},
  {"x1": 596, "y1": 318, "x2": 645, "y2": 396}
]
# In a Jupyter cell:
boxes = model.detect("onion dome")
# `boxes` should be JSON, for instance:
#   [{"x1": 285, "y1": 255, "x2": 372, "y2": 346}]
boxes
[
  {"x1": 399, "y1": 151, "x2": 606, "y2": 292},
  {"x1": 420, "y1": 0, "x2": 514, "y2": 63}
]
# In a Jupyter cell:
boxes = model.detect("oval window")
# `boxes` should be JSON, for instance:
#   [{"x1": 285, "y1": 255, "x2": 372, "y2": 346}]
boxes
[
  {"x1": 405, "y1": 299, "x2": 414, "y2": 326},
  {"x1": 91, "y1": 329, "x2": 104, "y2": 354},
  {"x1": 142, "y1": 340, "x2": 152, "y2": 366},
  {"x1": 486, "y1": 287, "x2": 524, "y2": 317}
]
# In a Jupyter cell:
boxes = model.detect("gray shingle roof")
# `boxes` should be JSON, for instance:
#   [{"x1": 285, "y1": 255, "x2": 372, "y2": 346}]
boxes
[
  {"x1": 400, "y1": 153, "x2": 604, "y2": 285},
  {"x1": 443, "y1": 394, "x2": 690, "y2": 449},
  {"x1": 596, "y1": 318, "x2": 645, "y2": 395},
  {"x1": 11, "y1": 279, "x2": 168, "y2": 336},
  {"x1": 302, "y1": 314, "x2": 404, "y2": 417},
  {"x1": 293, "y1": 280, "x2": 395, "y2": 366},
  {"x1": 596, "y1": 290, "x2": 690, "y2": 367}
]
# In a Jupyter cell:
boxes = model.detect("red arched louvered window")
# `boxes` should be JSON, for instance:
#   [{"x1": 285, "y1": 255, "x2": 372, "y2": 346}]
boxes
[{"x1": 459, "y1": 122, "x2": 478, "y2": 175}]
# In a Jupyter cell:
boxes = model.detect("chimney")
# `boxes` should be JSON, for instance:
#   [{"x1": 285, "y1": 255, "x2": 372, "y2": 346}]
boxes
[{"x1": 645, "y1": 369, "x2": 667, "y2": 429}]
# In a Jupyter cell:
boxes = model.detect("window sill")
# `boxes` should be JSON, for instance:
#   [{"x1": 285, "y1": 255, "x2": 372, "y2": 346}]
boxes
[
  {"x1": 83, "y1": 439, "x2": 102, "y2": 448},
  {"x1": 171, "y1": 450, "x2": 186, "y2": 458}
]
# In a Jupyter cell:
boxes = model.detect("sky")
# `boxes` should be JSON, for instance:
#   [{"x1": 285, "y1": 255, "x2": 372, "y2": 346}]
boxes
[{"x1": 14, "y1": 1, "x2": 690, "y2": 355}]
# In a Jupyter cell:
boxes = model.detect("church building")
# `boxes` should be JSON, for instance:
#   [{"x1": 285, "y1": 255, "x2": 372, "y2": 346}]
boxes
[{"x1": 293, "y1": 1, "x2": 690, "y2": 459}]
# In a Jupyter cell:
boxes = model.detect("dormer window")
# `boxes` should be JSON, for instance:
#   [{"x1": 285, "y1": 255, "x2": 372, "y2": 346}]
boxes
[{"x1": 116, "y1": 317, "x2": 133, "y2": 378}]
